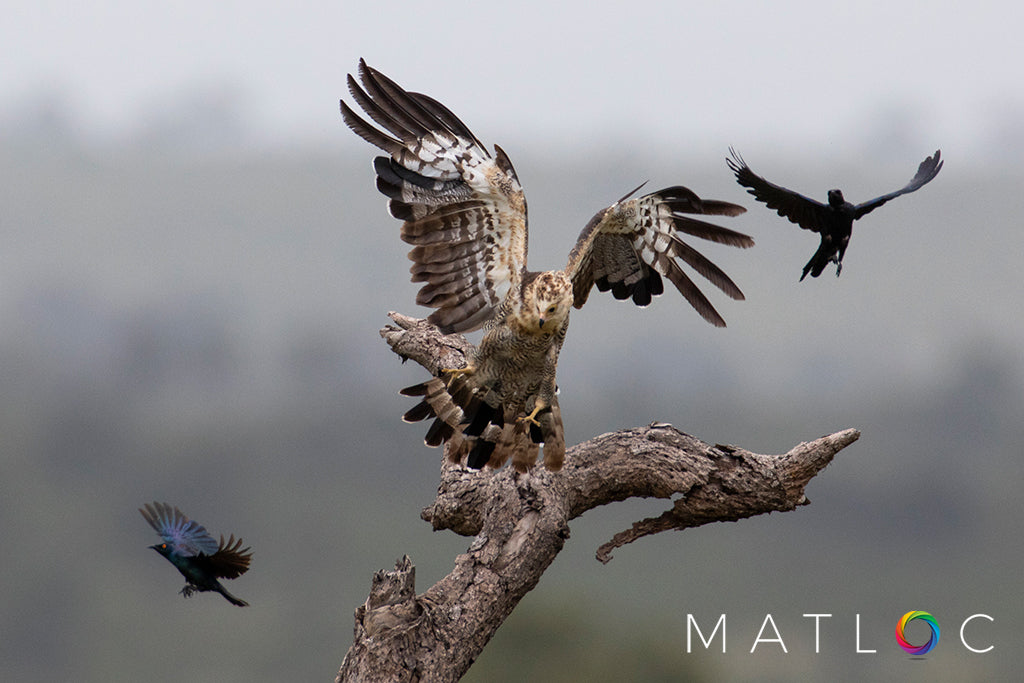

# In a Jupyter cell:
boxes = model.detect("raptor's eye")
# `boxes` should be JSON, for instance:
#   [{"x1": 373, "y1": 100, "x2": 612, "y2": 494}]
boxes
[{"x1": 547, "y1": 305, "x2": 557, "y2": 314}]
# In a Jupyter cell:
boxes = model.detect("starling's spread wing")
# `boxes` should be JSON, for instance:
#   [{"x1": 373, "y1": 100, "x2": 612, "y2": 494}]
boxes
[
  {"x1": 727, "y1": 148, "x2": 833, "y2": 234},
  {"x1": 565, "y1": 185, "x2": 751, "y2": 328},
  {"x1": 139, "y1": 502, "x2": 219, "y2": 557},
  {"x1": 203, "y1": 534, "x2": 253, "y2": 580},
  {"x1": 852, "y1": 150, "x2": 942, "y2": 218},
  {"x1": 341, "y1": 59, "x2": 527, "y2": 334}
]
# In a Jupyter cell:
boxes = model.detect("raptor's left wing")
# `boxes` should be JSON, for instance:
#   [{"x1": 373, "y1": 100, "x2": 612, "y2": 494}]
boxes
[{"x1": 566, "y1": 185, "x2": 751, "y2": 327}]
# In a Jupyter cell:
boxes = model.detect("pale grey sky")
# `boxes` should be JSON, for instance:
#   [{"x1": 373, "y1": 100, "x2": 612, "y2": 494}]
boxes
[{"x1": 4, "y1": 1, "x2": 1020, "y2": 158}]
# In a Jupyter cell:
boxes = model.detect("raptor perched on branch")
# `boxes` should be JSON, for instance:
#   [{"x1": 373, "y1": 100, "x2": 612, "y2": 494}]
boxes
[
  {"x1": 341, "y1": 59, "x2": 753, "y2": 472},
  {"x1": 727, "y1": 148, "x2": 942, "y2": 280}
]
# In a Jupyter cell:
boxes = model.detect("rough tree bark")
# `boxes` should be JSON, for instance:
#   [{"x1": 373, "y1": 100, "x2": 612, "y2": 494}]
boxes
[{"x1": 336, "y1": 313, "x2": 859, "y2": 683}]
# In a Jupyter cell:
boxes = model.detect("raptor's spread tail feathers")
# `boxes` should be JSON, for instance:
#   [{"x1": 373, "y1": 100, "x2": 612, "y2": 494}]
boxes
[{"x1": 401, "y1": 376, "x2": 564, "y2": 472}]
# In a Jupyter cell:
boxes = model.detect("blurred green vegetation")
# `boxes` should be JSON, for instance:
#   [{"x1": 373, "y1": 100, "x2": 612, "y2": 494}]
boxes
[{"x1": 1, "y1": 137, "x2": 1021, "y2": 682}]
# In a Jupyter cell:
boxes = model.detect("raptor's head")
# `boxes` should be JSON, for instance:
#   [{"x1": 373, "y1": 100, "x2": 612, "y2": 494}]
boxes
[
  {"x1": 827, "y1": 189, "x2": 845, "y2": 207},
  {"x1": 524, "y1": 271, "x2": 573, "y2": 334}
]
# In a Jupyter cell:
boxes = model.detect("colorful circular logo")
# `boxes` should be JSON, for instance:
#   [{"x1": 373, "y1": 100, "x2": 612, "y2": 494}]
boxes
[{"x1": 896, "y1": 611, "x2": 941, "y2": 655}]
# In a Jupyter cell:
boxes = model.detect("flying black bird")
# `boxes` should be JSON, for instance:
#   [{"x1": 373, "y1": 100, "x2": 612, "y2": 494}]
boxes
[
  {"x1": 140, "y1": 502, "x2": 252, "y2": 607},
  {"x1": 727, "y1": 148, "x2": 942, "y2": 280}
]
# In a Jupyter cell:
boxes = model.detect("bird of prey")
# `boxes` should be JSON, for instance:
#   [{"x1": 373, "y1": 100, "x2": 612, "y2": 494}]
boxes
[
  {"x1": 140, "y1": 502, "x2": 252, "y2": 607},
  {"x1": 727, "y1": 148, "x2": 942, "y2": 280},
  {"x1": 341, "y1": 60, "x2": 753, "y2": 472}
]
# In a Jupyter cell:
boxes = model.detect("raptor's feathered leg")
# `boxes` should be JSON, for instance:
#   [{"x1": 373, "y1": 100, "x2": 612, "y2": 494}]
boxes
[{"x1": 538, "y1": 398, "x2": 565, "y2": 471}]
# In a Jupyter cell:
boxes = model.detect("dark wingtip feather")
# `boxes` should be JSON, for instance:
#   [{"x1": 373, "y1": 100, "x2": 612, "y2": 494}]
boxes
[
  {"x1": 424, "y1": 418, "x2": 453, "y2": 447},
  {"x1": 463, "y1": 401, "x2": 497, "y2": 437},
  {"x1": 700, "y1": 200, "x2": 747, "y2": 217},
  {"x1": 529, "y1": 421, "x2": 544, "y2": 443},
  {"x1": 630, "y1": 278, "x2": 653, "y2": 307},
  {"x1": 647, "y1": 269, "x2": 665, "y2": 297},
  {"x1": 403, "y1": 400, "x2": 435, "y2": 423},
  {"x1": 399, "y1": 382, "x2": 429, "y2": 397},
  {"x1": 726, "y1": 146, "x2": 746, "y2": 171},
  {"x1": 466, "y1": 440, "x2": 496, "y2": 469}
]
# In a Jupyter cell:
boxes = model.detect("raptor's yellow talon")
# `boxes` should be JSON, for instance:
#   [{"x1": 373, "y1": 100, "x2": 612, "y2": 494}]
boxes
[
  {"x1": 520, "y1": 404, "x2": 545, "y2": 427},
  {"x1": 441, "y1": 365, "x2": 475, "y2": 379}
]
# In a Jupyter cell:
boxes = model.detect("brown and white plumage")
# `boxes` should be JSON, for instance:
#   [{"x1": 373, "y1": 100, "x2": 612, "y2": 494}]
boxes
[
  {"x1": 341, "y1": 60, "x2": 753, "y2": 471},
  {"x1": 342, "y1": 62, "x2": 526, "y2": 334}
]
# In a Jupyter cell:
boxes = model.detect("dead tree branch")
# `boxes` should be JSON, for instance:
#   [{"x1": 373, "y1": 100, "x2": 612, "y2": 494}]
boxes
[{"x1": 336, "y1": 313, "x2": 859, "y2": 682}]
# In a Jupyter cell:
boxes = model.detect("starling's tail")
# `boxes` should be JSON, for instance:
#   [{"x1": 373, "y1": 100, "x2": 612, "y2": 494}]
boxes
[{"x1": 217, "y1": 584, "x2": 249, "y2": 607}]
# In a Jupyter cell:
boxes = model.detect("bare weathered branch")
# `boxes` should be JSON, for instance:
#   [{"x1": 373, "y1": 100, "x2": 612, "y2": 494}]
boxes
[
  {"x1": 380, "y1": 311, "x2": 474, "y2": 376},
  {"x1": 338, "y1": 315, "x2": 859, "y2": 682}
]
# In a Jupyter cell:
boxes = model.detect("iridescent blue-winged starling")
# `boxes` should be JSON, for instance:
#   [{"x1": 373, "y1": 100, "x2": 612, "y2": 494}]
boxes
[{"x1": 140, "y1": 502, "x2": 252, "y2": 607}]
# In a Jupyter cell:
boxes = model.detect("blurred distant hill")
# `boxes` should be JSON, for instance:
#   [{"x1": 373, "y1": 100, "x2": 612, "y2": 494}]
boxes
[{"x1": 1, "y1": 123, "x2": 1021, "y2": 681}]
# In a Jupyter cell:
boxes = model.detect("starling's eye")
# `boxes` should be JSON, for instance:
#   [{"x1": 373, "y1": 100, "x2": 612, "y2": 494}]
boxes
[{"x1": 160, "y1": 543, "x2": 167, "y2": 549}]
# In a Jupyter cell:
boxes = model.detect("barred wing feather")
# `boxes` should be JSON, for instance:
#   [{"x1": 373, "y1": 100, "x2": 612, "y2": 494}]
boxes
[
  {"x1": 567, "y1": 186, "x2": 752, "y2": 327},
  {"x1": 340, "y1": 59, "x2": 527, "y2": 334}
]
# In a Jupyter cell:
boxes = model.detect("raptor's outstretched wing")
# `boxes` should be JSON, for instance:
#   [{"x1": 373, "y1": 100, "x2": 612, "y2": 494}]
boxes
[
  {"x1": 852, "y1": 150, "x2": 942, "y2": 218},
  {"x1": 565, "y1": 185, "x2": 752, "y2": 328},
  {"x1": 340, "y1": 59, "x2": 527, "y2": 333}
]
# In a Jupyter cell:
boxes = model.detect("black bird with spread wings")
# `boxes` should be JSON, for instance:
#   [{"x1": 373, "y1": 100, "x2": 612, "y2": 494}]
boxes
[
  {"x1": 341, "y1": 60, "x2": 753, "y2": 472},
  {"x1": 727, "y1": 148, "x2": 942, "y2": 280}
]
